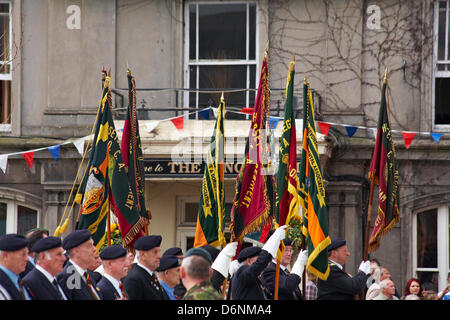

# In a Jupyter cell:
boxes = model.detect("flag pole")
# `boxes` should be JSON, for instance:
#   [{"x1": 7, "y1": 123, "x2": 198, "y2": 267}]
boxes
[
  {"x1": 274, "y1": 258, "x2": 281, "y2": 300},
  {"x1": 363, "y1": 176, "x2": 375, "y2": 261}
]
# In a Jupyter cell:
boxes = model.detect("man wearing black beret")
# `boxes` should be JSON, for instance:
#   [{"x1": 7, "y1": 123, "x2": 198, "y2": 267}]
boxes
[
  {"x1": 231, "y1": 225, "x2": 287, "y2": 300},
  {"x1": 261, "y1": 238, "x2": 308, "y2": 300},
  {"x1": 22, "y1": 236, "x2": 67, "y2": 300},
  {"x1": 317, "y1": 238, "x2": 371, "y2": 300},
  {"x1": 56, "y1": 229, "x2": 103, "y2": 300},
  {"x1": 156, "y1": 255, "x2": 181, "y2": 300},
  {"x1": 0, "y1": 234, "x2": 31, "y2": 300},
  {"x1": 97, "y1": 245, "x2": 129, "y2": 300},
  {"x1": 123, "y1": 235, "x2": 168, "y2": 300}
]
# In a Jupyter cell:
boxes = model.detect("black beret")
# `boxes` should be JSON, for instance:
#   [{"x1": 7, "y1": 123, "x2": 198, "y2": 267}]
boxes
[
  {"x1": 282, "y1": 238, "x2": 292, "y2": 247},
  {"x1": 328, "y1": 238, "x2": 346, "y2": 251},
  {"x1": 134, "y1": 235, "x2": 162, "y2": 251},
  {"x1": 184, "y1": 247, "x2": 212, "y2": 264},
  {"x1": 163, "y1": 247, "x2": 183, "y2": 257},
  {"x1": 62, "y1": 229, "x2": 92, "y2": 251},
  {"x1": 237, "y1": 246, "x2": 261, "y2": 263},
  {"x1": 156, "y1": 255, "x2": 181, "y2": 272},
  {"x1": 0, "y1": 234, "x2": 29, "y2": 251},
  {"x1": 200, "y1": 245, "x2": 220, "y2": 262},
  {"x1": 32, "y1": 236, "x2": 62, "y2": 253},
  {"x1": 99, "y1": 245, "x2": 127, "y2": 260}
]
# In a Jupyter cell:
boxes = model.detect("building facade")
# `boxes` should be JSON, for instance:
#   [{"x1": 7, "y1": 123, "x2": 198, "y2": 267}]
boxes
[{"x1": 0, "y1": 0, "x2": 448, "y2": 295}]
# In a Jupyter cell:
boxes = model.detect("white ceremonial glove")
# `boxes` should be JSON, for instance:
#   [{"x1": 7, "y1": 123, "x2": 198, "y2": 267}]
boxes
[
  {"x1": 262, "y1": 225, "x2": 287, "y2": 258},
  {"x1": 291, "y1": 249, "x2": 308, "y2": 277},
  {"x1": 211, "y1": 242, "x2": 238, "y2": 278},
  {"x1": 229, "y1": 259, "x2": 240, "y2": 278},
  {"x1": 358, "y1": 260, "x2": 371, "y2": 275}
]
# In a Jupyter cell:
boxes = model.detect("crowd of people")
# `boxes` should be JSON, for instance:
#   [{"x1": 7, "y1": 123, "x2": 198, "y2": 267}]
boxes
[{"x1": 0, "y1": 227, "x2": 449, "y2": 300}]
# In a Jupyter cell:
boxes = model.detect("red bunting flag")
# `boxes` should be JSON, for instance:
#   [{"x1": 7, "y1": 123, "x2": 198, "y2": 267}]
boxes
[
  {"x1": 240, "y1": 107, "x2": 253, "y2": 115},
  {"x1": 170, "y1": 116, "x2": 184, "y2": 131},
  {"x1": 317, "y1": 121, "x2": 331, "y2": 136},
  {"x1": 401, "y1": 132, "x2": 415, "y2": 149},
  {"x1": 22, "y1": 151, "x2": 34, "y2": 170}
]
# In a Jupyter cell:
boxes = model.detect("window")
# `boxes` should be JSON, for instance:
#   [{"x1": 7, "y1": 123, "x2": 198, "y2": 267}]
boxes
[
  {"x1": 176, "y1": 196, "x2": 232, "y2": 252},
  {"x1": 0, "y1": 201, "x2": 38, "y2": 236},
  {"x1": 413, "y1": 206, "x2": 449, "y2": 293},
  {"x1": 0, "y1": 1, "x2": 11, "y2": 131},
  {"x1": 184, "y1": 1, "x2": 257, "y2": 119}
]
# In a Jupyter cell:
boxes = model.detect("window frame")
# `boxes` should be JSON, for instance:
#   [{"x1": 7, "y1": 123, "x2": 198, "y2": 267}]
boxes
[
  {"x1": 183, "y1": 0, "x2": 259, "y2": 119},
  {"x1": 433, "y1": 1, "x2": 450, "y2": 130},
  {"x1": 412, "y1": 204, "x2": 450, "y2": 292},
  {"x1": 0, "y1": 0, "x2": 11, "y2": 132},
  {"x1": 0, "y1": 199, "x2": 40, "y2": 235}
]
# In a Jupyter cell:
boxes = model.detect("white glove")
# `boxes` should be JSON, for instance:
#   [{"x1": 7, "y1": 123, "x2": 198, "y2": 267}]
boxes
[
  {"x1": 229, "y1": 259, "x2": 240, "y2": 278},
  {"x1": 262, "y1": 225, "x2": 287, "y2": 258},
  {"x1": 358, "y1": 260, "x2": 371, "y2": 275},
  {"x1": 211, "y1": 242, "x2": 238, "y2": 278},
  {"x1": 291, "y1": 249, "x2": 308, "y2": 277}
]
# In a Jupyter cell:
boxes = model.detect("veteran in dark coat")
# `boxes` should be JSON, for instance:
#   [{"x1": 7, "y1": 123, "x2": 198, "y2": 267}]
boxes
[
  {"x1": 22, "y1": 236, "x2": 67, "y2": 300},
  {"x1": 317, "y1": 238, "x2": 371, "y2": 300},
  {"x1": 122, "y1": 235, "x2": 168, "y2": 300},
  {"x1": 97, "y1": 245, "x2": 129, "y2": 300},
  {"x1": 0, "y1": 234, "x2": 30, "y2": 300},
  {"x1": 261, "y1": 238, "x2": 307, "y2": 300},
  {"x1": 231, "y1": 226, "x2": 287, "y2": 300},
  {"x1": 56, "y1": 229, "x2": 103, "y2": 300}
]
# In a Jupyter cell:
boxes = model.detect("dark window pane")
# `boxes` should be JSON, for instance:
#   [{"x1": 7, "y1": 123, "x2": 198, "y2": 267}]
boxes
[
  {"x1": 0, "y1": 13, "x2": 10, "y2": 62},
  {"x1": 186, "y1": 236, "x2": 195, "y2": 251},
  {"x1": 189, "y1": 4, "x2": 196, "y2": 60},
  {"x1": 17, "y1": 205, "x2": 37, "y2": 236},
  {"x1": 0, "y1": 4, "x2": 8, "y2": 13},
  {"x1": 198, "y1": 4, "x2": 246, "y2": 59},
  {"x1": 189, "y1": 65, "x2": 197, "y2": 112},
  {"x1": 249, "y1": 64, "x2": 256, "y2": 107},
  {"x1": 1, "y1": 80, "x2": 11, "y2": 124},
  {"x1": 185, "y1": 202, "x2": 198, "y2": 224},
  {"x1": 249, "y1": 3, "x2": 256, "y2": 60},
  {"x1": 198, "y1": 65, "x2": 246, "y2": 109},
  {"x1": 438, "y1": 5, "x2": 446, "y2": 61},
  {"x1": 435, "y1": 77, "x2": 450, "y2": 124},
  {"x1": 0, "y1": 202, "x2": 6, "y2": 235},
  {"x1": 417, "y1": 271, "x2": 439, "y2": 292},
  {"x1": 417, "y1": 209, "x2": 437, "y2": 268}
]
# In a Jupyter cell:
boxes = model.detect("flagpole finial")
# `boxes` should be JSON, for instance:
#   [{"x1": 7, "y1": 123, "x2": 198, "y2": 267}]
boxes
[
  {"x1": 126, "y1": 61, "x2": 130, "y2": 75},
  {"x1": 220, "y1": 92, "x2": 224, "y2": 101},
  {"x1": 384, "y1": 68, "x2": 388, "y2": 83},
  {"x1": 304, "y1": 73, "x2": 308, "y2": 84}
]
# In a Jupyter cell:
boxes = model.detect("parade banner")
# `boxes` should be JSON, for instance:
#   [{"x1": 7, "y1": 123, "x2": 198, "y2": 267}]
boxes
[
  {"x1": 118, "y1": 70, "x2": 149, "y2": 245},
  {"x1": 230, "y1": 54, "x2": 275, "y2": 243},
  {"x1": 75, "y1": 74, "x2": 146, "y2": 251},
  {"x1": 194, "y1": 96, "x2": 226, "y2": 248},
  {"x1": 275, "y1": 59, "x2": 301, "y2": 227},
  {"x1": 367, "y1": 79, "x2": 400, "y2": 252},
  {"x1": 299, "y1": 77, "x2": 331, "y2": 280}
]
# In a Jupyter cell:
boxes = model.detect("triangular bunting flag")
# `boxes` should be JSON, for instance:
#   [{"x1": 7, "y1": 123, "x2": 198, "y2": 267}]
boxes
[
  {"x1": 345, "y1": 126, "x2": 358, "y2": 138},
  {"x1": 171, "y1": 116, "x2": 184, "y2": 131},
  {"x1": 146, "y1": 121, "x2": 159, "y2": 133},
  {"x1": 430, "y1": 132, "x2": 443, "y2": 143},
  {"x1": 402, "y1": 131, "x2": 415, "y2": 149},
  {"x1": 240, "y1": 107, "x2": 253, "y2": 115},
  {"x1": 269, "y1": 116, "x2": 281, "y2": 129},
  {"x1": 317, "y1": 121, "x2": 331, "y2": 136},
  {"x1": 73, "y1": 138, "x2": 85, "y2": 156},
  {"x1": 198, "y1": 108, "x2": 210, "y2": 120},
  {"x1": 0, "y1": 154, "x2": 7, "y2": 173},
  {"x1": 22, "y1": 151, "x2": 34, "y2": 170},
  {"x1": 48, "y1": 145, "x2": 61, "y2": 162}
]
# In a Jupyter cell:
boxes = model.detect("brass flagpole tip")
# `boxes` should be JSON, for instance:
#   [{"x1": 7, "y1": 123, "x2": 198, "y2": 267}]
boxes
[
  {"x1": 220, "y1": 92, "x2": 224, "y2": 101},
  {"x1": 384, "y1": 68, "x2": 388, "y2": 83}
]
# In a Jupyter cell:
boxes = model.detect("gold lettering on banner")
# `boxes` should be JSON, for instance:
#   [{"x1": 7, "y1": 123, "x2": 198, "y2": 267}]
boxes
[
  {"x1": 124, "y1": 191, "x2": 135, "y2": 210},
  {"x1": 241, "y1": 164, "x2": 258, "y2": 208}
]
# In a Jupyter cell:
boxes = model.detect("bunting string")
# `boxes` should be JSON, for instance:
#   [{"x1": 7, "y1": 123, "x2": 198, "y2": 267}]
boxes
[{"x1": 0, "y1": 107, "x2": 446, "y2": 174}]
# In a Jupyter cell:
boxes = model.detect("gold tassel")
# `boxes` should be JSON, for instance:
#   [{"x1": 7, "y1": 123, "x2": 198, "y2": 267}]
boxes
[
  {"x1": 53, "y1": 226, "x2": 61, "y2": 237},
  {"x1": 59, "y1": 218, "x2": 70, "y2": 235}
]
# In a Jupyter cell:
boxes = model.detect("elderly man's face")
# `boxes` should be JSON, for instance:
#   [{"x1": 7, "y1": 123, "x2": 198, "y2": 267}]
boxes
[
  {"x1": 139, "y1": 247, "x2": 161, "y2": 271},
  {"x1": 330, "y1": 245, "x2": 350, "y2": 265},
  {"x1": 1, "y1": 247, "x2": 29, "y2": 274}
]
